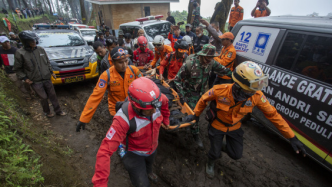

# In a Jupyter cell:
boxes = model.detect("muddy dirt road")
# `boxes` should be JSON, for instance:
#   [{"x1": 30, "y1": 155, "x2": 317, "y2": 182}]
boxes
[{"x1": 27, "y1": 79, "x2": 331, "y2": 187}]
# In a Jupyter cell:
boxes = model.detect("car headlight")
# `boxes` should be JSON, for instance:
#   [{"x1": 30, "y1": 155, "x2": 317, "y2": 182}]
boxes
[{"x1": 89, "y1": 53, "x2": 97, "y2": 63}]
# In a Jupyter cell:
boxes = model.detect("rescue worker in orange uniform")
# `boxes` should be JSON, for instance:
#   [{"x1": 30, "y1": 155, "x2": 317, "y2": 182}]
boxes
[
  {"x1": 76, "y1": 47, "x2": 143, "y2": 132},
  {"x1": 251, "y1": 0, "x2": 271, "y2": 18},
  {"x1": 228, "y1": 0, "x2": 244, "y2": 32},
  {"x1": 168, "y1": 25, "x2": 183, "y2": 51},
  {"x1": 213, "y1": 32, "x2": 236, "y2": 85},
  {"x1": 193, "y1": 61, "x2": 306, "y2": 178},
  {"x1": 159, "y1": 39, "x2": 189, "y2": 81},
  {"x1": 147, "y1": 35, "x2": 173, "y2": 69}
]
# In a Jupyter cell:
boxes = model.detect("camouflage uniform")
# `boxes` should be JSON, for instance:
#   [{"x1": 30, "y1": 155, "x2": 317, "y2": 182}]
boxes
[
  {"x1": 174, "y1": 44, "x2": 232, "y2": 134},
  {"x1": 192, "y1": 6, "x2": 201, "y2": 31}
]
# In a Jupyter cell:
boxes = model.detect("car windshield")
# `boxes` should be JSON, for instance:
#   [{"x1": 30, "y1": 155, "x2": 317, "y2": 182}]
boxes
[
  {"x1": 81, "y1": 30, "x2": 95, "y2": 36},
  {"x1": 143, "y1": 22, "x2": 171, "y2": 42},
  {"x1": 37, "y1": 32, "x2": 85, "y2": 47}
]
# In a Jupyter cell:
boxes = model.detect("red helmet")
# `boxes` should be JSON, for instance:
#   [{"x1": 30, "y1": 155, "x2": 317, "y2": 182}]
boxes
[
  {"x1": 137, "y1": 36, "x2": 148, "y2": 47},
  {"x1": 128, "y1": 77, "x2": 162, "y2": 110}
]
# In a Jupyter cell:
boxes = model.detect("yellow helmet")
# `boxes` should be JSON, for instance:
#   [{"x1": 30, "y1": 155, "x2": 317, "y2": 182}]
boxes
[{"x1": 232, "y1": 61, "x2": 269, "y2": 91}]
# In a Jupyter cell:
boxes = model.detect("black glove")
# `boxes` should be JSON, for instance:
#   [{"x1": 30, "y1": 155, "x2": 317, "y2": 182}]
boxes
[
  {"x1": 289, "y1": 136, "x2": 307, "y2": 156},
  {"x1": 194, "y1": 115, "x2": 200, "y2": 123},
  {"x1": 76, "y1": 121, "x2": 86, "y2": 132},
  {"x1": 180, "y1": 98, "x2": 185, "y2": 105}
]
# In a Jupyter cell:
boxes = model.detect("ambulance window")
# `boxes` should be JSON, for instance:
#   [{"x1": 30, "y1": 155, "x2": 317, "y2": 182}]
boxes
[
  {"x1": 293, "y1": 35, "x2": 332, "y2": 85},
  {"x1": 120, "y1": 26, "x2": 141, "y2": 39},
  {"x1": 275, "y1": 33, "x2": 306, "y2": 70}
]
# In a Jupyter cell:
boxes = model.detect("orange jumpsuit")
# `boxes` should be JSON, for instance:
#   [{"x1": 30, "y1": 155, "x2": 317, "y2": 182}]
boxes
[
  {"x1": 214, "y1": 44, "x2": 236, "y2": 80},
  {"x1": 229, "y1": 6, "x2": 244, "y2": 27},
  {"x1": 194, "y1": 84, "x2": 295, "y2": 139},
  {"x1": 79, "y1": 66, "x2": 142, "y2": 123},
  {"x1": 150, "y1": 45, "x2": 173, "y2": 68},
  {"x1": 159, "y1": 52, "x2": 185, "y2": 80},
  {"x1": 254, "y1": 9, "x2": 269, "y2": 18}
]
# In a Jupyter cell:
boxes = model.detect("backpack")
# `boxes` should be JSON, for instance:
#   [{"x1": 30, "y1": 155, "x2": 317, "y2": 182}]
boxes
[{"x1": 115, "y1": 100, "x2": 136, "y2": 152}]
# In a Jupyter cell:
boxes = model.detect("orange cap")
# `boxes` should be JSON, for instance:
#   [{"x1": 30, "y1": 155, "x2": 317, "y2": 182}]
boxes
[{"x1": 219, "y1": 32, "x2": 234, "y2": 40}]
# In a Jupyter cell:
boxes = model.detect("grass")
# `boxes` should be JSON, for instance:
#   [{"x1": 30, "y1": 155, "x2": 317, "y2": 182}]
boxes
[
  {"x1": 0, "y1": 12, "x2": 57, "y2": 33},
  {"x1": 0, "y1": 71, "x2": 44, "y2": 186},
  {"x1": 0, "y1": 68, "x2": 78, "y2": 186}
]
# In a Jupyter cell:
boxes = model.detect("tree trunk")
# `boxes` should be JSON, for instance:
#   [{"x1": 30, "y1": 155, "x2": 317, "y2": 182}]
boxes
[
  {"x1": 21, "y1": 0, "x2": 29, "y2": 8},
  {"x1": 46, "y1": 0, "x2": 52, "y2": 14},
  {"x1": 187, "y1": 0, "x2": 201, "y2": 24},
  {"x1": 17, "y1": 0, "x2": 22, "y2": 7},
  {"x1": 68, "y1": 0, "x2": 77, "y2": 18},
  {"x1": 85, "y1": 1, "x2": 90, "y2": 21},
  {"x1": 2, "y1": 0, "x2": 6, "y2": 9},
  {"x1": 210, "y1": 0, "x2": 232, "y2": 33},
  {"x1": 7, "y1": 0, "x2": 14, "y2": 11},
  {"x1": 55, "y1": 0, "x2": 62, "y2": 16},
  {"x1": 79, "y1": 0, "x2": 87, "y2": 24},
  {"x1": 50, "y1": 0, "x2": 56, "y2": 15}
]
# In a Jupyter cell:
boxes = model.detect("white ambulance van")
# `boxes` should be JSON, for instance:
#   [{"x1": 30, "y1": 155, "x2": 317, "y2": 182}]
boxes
[{"x1": 232, "y1": 16, "x2": 332, "y2": 172}]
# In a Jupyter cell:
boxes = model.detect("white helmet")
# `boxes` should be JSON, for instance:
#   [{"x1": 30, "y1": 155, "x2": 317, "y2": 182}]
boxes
[
  {"x1": 183, "y1": 35, "x2": 192, "y2": 45},
  {"x1": 153, "y1": 35, "x2": 164, "y2": 45}
]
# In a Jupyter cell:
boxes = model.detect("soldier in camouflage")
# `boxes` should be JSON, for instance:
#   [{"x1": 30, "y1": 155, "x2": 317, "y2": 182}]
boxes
[{"x1": 174, "y1": 44, "x2": 232, "y2": 148}]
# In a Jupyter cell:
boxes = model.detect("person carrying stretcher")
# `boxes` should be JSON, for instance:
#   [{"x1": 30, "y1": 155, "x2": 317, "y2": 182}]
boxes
[
  {"x1": 76, "y1": 47, "x2": 143, "y2": 132},
  {"x1": 194, "y1": 61, "x2": 306, "y2": 178},
  {"x1": 159, "y1": 39, "x2": 189, "y2": 81},
  {"x1": 92, "y1": 77, "x2": 170, "y2": 187},
  {"x1": 133, "y1": 36, "x2": 154, "y2": 67}
]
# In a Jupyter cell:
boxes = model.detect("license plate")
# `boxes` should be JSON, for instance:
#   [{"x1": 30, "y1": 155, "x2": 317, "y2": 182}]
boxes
[
  {"x1": 64, "y1": 60, "x2": 78, "y2": 65},
  {"x1": 64, "y1": 76, "x2": 84, "y2": 83}
]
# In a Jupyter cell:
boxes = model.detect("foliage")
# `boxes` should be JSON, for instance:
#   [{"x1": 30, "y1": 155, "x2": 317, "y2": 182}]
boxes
[
  {"x1": 307, "y1": 12, "x2": 319, "y2": 17},
  {"x1": 0, "y1": 72, "x2": 44, "y2": 186},
  {"x1": 0, "y1": 12, "x2": 56, "y2": 33}
]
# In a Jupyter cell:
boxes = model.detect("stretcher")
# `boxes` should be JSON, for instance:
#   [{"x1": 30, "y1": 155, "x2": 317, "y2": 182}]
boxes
[{"x1": 139, "y1": 66, "x2": 196, "y2": 130}]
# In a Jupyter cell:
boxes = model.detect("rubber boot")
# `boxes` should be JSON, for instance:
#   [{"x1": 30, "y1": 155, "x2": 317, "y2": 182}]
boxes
[
  {"x1": 193, "y1": 134, "x2": 204, "y2": 149},
  {"x1": 206, "y1": 158, "x2": 215, "y2": 178}
]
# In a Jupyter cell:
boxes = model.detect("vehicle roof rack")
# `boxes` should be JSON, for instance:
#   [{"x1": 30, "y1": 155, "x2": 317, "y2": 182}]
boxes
[{"x1": 34, "y1": 24, "x2": 73, "y2": 30}]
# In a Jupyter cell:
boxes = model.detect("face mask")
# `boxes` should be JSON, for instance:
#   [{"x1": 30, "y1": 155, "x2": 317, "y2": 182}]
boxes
[
  {"x1": 232, "y1": 83, "x2": 255, "y2": 102},
  {"x1": 197, "y1": 33, "x2": 202, "y2": 37}
]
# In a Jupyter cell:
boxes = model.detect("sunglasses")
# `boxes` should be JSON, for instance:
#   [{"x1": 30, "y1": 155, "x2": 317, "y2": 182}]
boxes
[
  {"x1": 153, "y1": 44, "x2": 162, "y2": 47},
  {"x1": 107, "y1": 38, "x2": 118, "y2": 44},
  {"x1": 221, "y1": 38, "x2": 230, "y2": 41}
]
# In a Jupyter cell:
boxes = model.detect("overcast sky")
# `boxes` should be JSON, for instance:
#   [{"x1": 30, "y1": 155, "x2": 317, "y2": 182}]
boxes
[{"x1": 170, "y1": 0, "x2": 332, "y2": 20}]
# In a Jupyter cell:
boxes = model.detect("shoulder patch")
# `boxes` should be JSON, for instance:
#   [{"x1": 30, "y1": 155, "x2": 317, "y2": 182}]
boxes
[
  {"x1": 98, "y1": 79, "x2": 106, "y2": 88},
  {"x1": 261, "y1": 95, "x2": 267, "y2": 103},
  {"x1": 218, "y1": 96, "x2": 231, "y2": 105},
  {"x1": 208, "y1": 88, "x2": 214, "y2": 96},
  {"x1": 227, "y1": 52, "x2": 233, "y2": 58},
  {"x1": 245, "y1": 100, "x2": 252, "y2": 106},
  {"x1": 106, "y1": 127, "x2": 116, "y2": 140}
]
